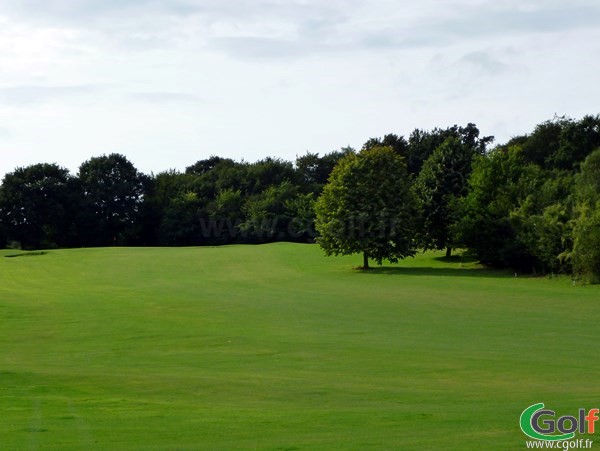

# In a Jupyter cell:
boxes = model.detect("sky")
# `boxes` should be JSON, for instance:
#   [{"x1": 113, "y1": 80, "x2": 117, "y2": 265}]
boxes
[{"x1": 1, "y1": 0, "x2": 600, "y2": 178}]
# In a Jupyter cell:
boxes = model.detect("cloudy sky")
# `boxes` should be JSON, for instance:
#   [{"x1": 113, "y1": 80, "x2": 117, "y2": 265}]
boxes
[{"x1": 1, "y1": 0, "x2": 599, "y2": 177}]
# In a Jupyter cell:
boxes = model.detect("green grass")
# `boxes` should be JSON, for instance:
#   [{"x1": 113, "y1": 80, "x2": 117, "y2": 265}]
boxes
[{"x1": 1, "y1": 244, "x2": 598, "y2": 450}]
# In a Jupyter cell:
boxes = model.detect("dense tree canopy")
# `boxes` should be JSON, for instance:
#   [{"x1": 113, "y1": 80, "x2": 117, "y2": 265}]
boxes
[
  {"x1": 1, "y1": 114, "x2": 599, "y2": 282},
  {"x1": 77, "y1": 154, "x2": 145, "y2": 246},
  {"x1": 0, "y1": 163, "x2": 75, "y2": 249},
  {"x1": 415, "y1": 137, "x2": 474, "y2": 256},
  {"x1": 405, "y1": 123, "x2": 493, "y2": 175},
  {"x1": 295, "y1": 148, "x2": 353, "y2": 191},
  {"x1": 572, "y1": 149, "x2": 600, "y2": 282}
]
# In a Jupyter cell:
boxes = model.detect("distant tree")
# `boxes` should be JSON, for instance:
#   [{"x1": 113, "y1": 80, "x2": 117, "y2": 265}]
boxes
[
  {"x1": 205, "y1": 188, "x2": 244, "y2": 244},
  {"x1": 284, "y1": 192, "x2": 316, "y2": 242},
  {"x1": 407, "y1": 123, "x2": 493, "y2": 175},
  {"x1": 0, "y1": 163, "x2": 74, "y2": 249},
  {"x1": 574, "y1": 148, "x2": 600, "y2": 204},
  {"x1": 209, "y1": 159, "x2": 249, "y2": 196},
  {"x1": 133, "y1": 173, "x2": 162, "y2": 246},
  {"x1": 453, "y1": 146, "x2": 540, "y2": 269},
  {"x1": 362, "y1": 134, "x2": 408, "y2": 155},
  {"x1": 552, "y1": 115, "x2": 600, "y2": 170},
  {"x1": 185, "y1": 157, "x2": 244, "y2": 199},
  {"x1": 572, "y1": 206, "x2": 600, "y2": 283},
  {"x1": 239, "y1": 181, "x2": 300, "y2": 242},
  {"x1": 315, "y1": 146, "x2": 418, "y2": 268},
  {"x1": 294, "y1": 152, "x2": 321, "y2": 187},
  {"x1": 520, "y1": 116, "x2": 568, "y2": 168},
  {"x1": 415, "y1": 137, "x2": 473, "y2": 257},
  {"x1": 572, "y1": 149, "x2": 600, "y2": 282},
  {"x1": 185, "y1": 156, "x2": 229, "y2": 175},
  {"x1": 454, "y1": 145, "x2": 575, "y2": 273},
  {"x1": 509, "y1": 182, "x2": 574, "y2": 274},
  {"x1": 295, "y1": 148, "x2": 354, "y2": 191},
  {"x1": 501, "y1": 135, "x2": 529, "y2": 150},
  {"x1": 459, "y1": 122, "x2": 495, "y2": 154},
  {"x1": 144, "y1": 171, "x2": 212, "y2": 246},
  {"x1": 517, "y1": 115, "x2": 600, "y2": 170},
  {"x1": 160, "y1": 191, "x2": 203, "y2": 246},
  {"x1": 245, "y1": 157, "x2": 298, "y2": 194},
  {"x1": 77, "y1": 154, "x2": 145, "y2": 246}
]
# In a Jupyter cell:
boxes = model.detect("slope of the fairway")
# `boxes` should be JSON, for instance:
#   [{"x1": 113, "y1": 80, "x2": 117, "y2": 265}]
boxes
[{"x1": 1, "y1": 244, "x2": 599, "y2": 450}]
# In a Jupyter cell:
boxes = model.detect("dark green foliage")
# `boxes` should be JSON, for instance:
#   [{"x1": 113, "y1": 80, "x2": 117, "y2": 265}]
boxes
[
  {"x1": 362, "y1": 134, "x2": 408, "y2": 156},
  {"x1": 187, "y1": 157, "x2": 247, "y2": 199},
  {"x1": 141, "y1": 171, "x2": 202, "y2": 246},
  {"x1": 455, "y1": 147, "x2": 547, "y2": 270},
  {"x1": 406, "y1": 123, "x2": 493, "y2": 175},
  {"x1": 239, "y1": 182, "x2": 315, "y2": 243},
  {"x1": 574, "y1": 147, "x2": 600, "y2": 204},
  {"x1": 159, "y1": 191, "x2": 203, "y2": 246},
  {"x1": 571, "y1": 149, "x2": 600, "y2": 282},
  {"x1": 205, "y1": 188, "x2": 244, "y2": 244},
  {"x1": 510, "y1": 202, "x2": 573, "y2": 274},
  {"x1": 284, "y1": 192, "x2": 316, "y2": 242},
  {"x1": 415, "y1": 137, "x2": 474, "y2": 255},
  {"x1": 0, "y1": 220, "x2": 6, "y2": 249},
  {"x1": 185, "y1": 155, "x2": 229, "y2": 175},
  {"x1": 245, "y1": 157, "x2": 299, "y2": 194},
  {"x1": 455, "y1": 147, "x2": 575, "y2": 273},
  {"x1": 552, "y1": 115, "x2": 600, "y2": 170},
  {"x1": 0, "y1": 163, "x2": 75, "y2": 249},
  {"x1": 519, "y1": 117, "x2": 567, "y2": 168},
  {"x1": 77, "y1": 154, "x2": 145, "y2": 246},
  {"x1": 295, "y1": 148, "x2": 354, "y2": 191},
  {"x1": 514, "y1": 115, "x2": 600, "y2": 170},
  {"x1": 240, "y1": 181, "x2": 299, "y2": 242},
  {"x1": 572, "y1": 206, "x2": 600, "y2": 283},
  {"x1": 315, "y1": 146, "x2": 418, "y2": 267},
  {"x1": 144, "y1": 156, "x2": 319, "y2": 246}
]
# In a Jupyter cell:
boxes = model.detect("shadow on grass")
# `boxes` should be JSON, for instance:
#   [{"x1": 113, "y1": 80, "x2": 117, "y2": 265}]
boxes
[
  {"x1": 432, "y1": 255, "x2": 479, "y2": 264},
  {"x1": 357, "y1": 266, "x2": 514, "y2": 278},
  {"x1": 4, "y1": 251, "x2": 48, "y2": 258}
]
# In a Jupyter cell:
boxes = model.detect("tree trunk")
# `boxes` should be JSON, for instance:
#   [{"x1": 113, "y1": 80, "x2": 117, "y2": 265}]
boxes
[
  {"x1": 446, "y1": 247, "x2": 452, "y2": 258},
  {"x1": 363, "y1": 252, "x2": 369, "y2": 269}
]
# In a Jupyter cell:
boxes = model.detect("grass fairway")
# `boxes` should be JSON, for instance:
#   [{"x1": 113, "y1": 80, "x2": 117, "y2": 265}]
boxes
[{"x1": 1, "y1": 244, "x2": 599, "y2": 450}]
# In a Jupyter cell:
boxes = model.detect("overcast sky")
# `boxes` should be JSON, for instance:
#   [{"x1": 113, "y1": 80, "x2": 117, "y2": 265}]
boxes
[{"x1": 1, "y1": 0, "x2": 599, "y2": 177}]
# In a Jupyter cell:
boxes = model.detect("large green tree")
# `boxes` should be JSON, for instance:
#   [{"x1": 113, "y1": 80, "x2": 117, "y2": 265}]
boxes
[
  {"x1": 406, "y1": 123, "x2": 493, "y2": 175},
  {"x1": 77, "y1": 153, "x2": 145, "y2": 246},
  {"x1": 0, "y1": 163, "x2": 75, "y2": 249},
  {"x1": 315, "y1": 146, "x2": 418, "y2": 268},
  {"x1": 415, "y1": 137, "x2": 474, "y2": 257},
  {"x1": 453, "y1": 146, "x2": 540, "y2": 269},
  {"x1": 513, "y1": 115, "x2": 600, "y2": 170},
  {"x1": 454, "y1": 146, "x2": 575, "y2": 273}
]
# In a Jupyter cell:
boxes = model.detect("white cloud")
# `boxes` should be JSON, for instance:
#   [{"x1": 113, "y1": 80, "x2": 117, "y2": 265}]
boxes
[
  {"x1": 128, "y1": 91, "x2": 202, "y2": 104},
  {"x1": 0, "y1": 84, "x2": 105, "y2": 106},
  {"x1": 0, "y1": 0, "x2": 599, "y2": 177}
]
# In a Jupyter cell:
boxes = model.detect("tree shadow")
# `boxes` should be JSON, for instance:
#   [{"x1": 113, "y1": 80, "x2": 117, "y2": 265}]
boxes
[
  {"x1": 357, "y1": 266, "x2": 514, "y2": 279},
  {"x1": 4, "y1": 251, "x2": 48, "y2": 258},
  {"x1": 432, "y1": 255, "x2": 479, "y2": 264}
]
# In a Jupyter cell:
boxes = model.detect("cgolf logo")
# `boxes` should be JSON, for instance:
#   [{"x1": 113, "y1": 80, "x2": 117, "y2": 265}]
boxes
[{"x1": 520, "y1": 403, "x2": 599, "y2": 441}]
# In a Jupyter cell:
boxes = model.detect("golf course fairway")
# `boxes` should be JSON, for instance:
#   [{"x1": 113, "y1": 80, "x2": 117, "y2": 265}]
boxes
[{"x1": 1, "y1": 243, "x2": 598, "y2": 449}]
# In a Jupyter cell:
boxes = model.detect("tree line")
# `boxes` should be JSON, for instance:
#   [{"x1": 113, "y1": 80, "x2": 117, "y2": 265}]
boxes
[{"x1": 1, "y1": 114, "x2": 599, "y2": 281}]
